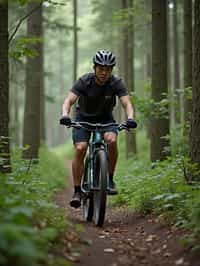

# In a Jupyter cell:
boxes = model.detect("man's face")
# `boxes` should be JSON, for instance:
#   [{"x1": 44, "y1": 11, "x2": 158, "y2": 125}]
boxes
[{"x1": 94, "y1": 65, "x2": 113, "y2": 84}]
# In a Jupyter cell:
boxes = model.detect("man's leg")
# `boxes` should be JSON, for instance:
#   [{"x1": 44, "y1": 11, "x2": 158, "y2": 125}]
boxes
[
  {"x1": 104, "y1": 132, "x2": 118, "y2": 194},
  {"x1": 70, "y1": 142, "x2": 88, "y2": 208},
  {"x1": 72, "y1": 142, "x2": 88, "y2": 186}
]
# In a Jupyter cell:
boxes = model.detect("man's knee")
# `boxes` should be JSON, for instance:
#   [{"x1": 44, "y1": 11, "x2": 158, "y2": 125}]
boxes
[
  {"x1": 74, "y1": 142, "x2": 88, "y2": 157},
  {"x1": 104, "y1": 133, "x2": 117, "y2": 145}
]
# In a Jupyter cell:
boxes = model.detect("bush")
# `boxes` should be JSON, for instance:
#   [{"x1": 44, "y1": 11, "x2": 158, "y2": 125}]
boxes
[{"x1": 0, "y1": 147, "x2": 68, "y2": 266}]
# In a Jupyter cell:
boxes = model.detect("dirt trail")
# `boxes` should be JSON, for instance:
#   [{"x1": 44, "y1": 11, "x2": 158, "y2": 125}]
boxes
[{"x1": 55, "y1": 161, "x2": 200, "y2": 266}]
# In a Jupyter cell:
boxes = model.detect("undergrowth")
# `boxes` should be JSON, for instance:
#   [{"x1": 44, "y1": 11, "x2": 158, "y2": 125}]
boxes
[
  {"x1": 0, "y1": 147, "x2": 70, "y2": 266},
  {"x1": 111, "y1": 130, "x2": 200, "y2": 250}
]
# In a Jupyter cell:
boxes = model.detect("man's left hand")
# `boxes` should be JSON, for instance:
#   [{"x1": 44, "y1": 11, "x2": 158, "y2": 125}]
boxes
[{"x1": 126, "y1": 118, "x2": 137, "y2": 129}]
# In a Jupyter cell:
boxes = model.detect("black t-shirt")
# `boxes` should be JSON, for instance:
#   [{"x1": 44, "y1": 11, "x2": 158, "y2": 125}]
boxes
[{"x1": 71, "y1": 73, "x2": 128, "y2": 119}]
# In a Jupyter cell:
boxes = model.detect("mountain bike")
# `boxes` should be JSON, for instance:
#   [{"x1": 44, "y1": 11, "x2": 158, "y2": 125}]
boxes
[{"x1": 68, "y1": 121, "x2": 132, "y2": 227}]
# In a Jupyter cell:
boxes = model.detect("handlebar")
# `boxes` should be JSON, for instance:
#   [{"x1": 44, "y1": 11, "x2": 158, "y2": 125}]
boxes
[{"x1": 65, "y1": 121, "x2": 130, "y2": 132}]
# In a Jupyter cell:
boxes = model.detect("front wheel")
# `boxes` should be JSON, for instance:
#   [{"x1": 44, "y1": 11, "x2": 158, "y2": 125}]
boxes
[
  {"x1": 82, "y1": 156, "x2": 93, "y2": 222},
  {"x1": 93, "y1": 149, "x2": 108, "y2": 227}
]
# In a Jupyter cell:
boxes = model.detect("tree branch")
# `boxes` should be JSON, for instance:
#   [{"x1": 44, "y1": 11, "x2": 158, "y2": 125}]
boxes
[{"x1": 9, "y1": 2, "x2": 43, "y2": 45}]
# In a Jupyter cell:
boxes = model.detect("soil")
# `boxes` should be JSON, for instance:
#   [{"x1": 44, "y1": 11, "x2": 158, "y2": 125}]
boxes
[{"x1": 55, "y1": 161, "x2": 200, "y2": 266}]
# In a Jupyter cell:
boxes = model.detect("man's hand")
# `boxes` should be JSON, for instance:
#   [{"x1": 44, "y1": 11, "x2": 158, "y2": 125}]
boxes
[
  {"x1": 126, "y1": 118, "x2": 137, "y2": 129},
  {"x1": 60, "y1": 115, "x2": 71, "y2": 126}
]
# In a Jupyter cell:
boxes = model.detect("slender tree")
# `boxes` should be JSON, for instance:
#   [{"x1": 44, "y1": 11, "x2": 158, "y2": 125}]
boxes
[
  {"x1": 23, "y1": 2, "x2": 43, "y2": 159},
  {"x1": 173, "y1": 0, "x2": 181, "y2": 124},
  {"x1": 145, "y1": 0, "x2": 152, "y2": 82},
  {"x1": 151, "y1": 0, "x2": 170, "y2": 161},
  {"x1": 73, "y1": 0, "x2": 78, "y2": 82},
  {"x1": 39, "y1": 4, "x2": 45, "y2": 143},
  {"x1": 189, "y1": 0, "x2": 200, "y2": 180},
  {"x1": 14, "y1": 87, "x2": 20, "y2": 146},
  {"x1": 71, "y1": 0, "x2": 78, "y2": 120},
  {"x1": 184, "y1": 0, "x2": 192, "y2": 125},
  {"x1": 127, "y1": 0, "x2": 137, "y2": 155},
  {"x1": 167, "y1": 1, "x2": 175, "y2": 128},
  {"x1": 0, "y1": 1, "x2": 11, "y2": 173},
  {"x1": 121, "y1": 0, "x2": 136, "y2": 157}
]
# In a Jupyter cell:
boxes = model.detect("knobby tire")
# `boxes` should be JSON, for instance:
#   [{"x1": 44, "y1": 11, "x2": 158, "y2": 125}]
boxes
[{"x1": 93, "y1": 149, "x2": 108, "y2": 227}]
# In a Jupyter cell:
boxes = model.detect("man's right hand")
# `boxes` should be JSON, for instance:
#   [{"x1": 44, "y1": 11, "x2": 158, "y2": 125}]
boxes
[{"x1": 60, "y1": 115, "x2": 71, "y2": 126}]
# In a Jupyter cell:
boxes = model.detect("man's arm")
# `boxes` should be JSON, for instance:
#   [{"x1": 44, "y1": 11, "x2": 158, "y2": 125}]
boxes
[
  {"x1": 62, "y1": 91, "x2": 78, "y2": 116},
  {"x1": 119, "y1": 95, "x2": 135, "y2": 119}
]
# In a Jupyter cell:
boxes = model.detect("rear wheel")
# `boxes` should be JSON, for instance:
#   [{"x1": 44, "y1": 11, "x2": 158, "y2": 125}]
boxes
[
  {"x1": 93, "y1": 149, "x2": 108, "y2": 227},
  {"x1": 82, "y1": 156, "x2": 93, "y2": 222}
]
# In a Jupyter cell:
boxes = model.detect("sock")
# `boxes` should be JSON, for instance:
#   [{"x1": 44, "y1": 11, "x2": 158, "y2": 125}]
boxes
[{"x1": 74, "y1": 185, "x2": 81, "y2": 193}]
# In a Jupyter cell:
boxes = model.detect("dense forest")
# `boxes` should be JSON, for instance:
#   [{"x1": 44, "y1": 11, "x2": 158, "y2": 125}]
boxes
[{"x1": 0, "y1": 0, "x2": 200, "y2": 265}]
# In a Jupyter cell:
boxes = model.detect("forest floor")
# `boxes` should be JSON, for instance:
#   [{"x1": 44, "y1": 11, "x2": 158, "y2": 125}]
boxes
[{"x1": 55, "y1": 161, "x2": 200, "y2": 266}]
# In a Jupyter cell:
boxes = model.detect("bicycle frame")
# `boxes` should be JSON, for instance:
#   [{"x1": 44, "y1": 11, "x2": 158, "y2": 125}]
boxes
[{"x1": 85, "y1": 129, "x2": 109, "y2": 193}]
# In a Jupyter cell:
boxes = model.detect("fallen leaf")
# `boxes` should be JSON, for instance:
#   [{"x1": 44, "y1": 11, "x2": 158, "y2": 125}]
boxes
[
  {"x1": 104, "y1": 248, "x2": 115, "y2": 253},
  {"x1": 151, "y1": 249, "x2": 161, "y2": 255},
  {"x1": 145, "y1": 234, "x2": 156, "y2": 242},
  {"x1": 175, "y1": 258, "x2": 184, "y2": 265}
]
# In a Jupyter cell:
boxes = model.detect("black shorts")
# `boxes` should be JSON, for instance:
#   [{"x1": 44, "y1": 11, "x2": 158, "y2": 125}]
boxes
[{"x1": 72, "y1": 113, "x2": 118, "y2": 144}]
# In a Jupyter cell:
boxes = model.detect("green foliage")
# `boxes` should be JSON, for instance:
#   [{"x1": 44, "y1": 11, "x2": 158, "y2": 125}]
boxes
[
  {"x1": 9, "y1": 36, "x2": 43, "y2": 61},
  {"x1": 0, "y1": 148, "x2": 68, "y2": 266},
  {"x1": 170, "y1": 124, "x2": 188, "y2": 156},
  {"x1": 111, "y1": 132, "x2": 200, "y2": 249},
  {"x1": 132, "y1": 90, "x2": 169, "y2": 126}
]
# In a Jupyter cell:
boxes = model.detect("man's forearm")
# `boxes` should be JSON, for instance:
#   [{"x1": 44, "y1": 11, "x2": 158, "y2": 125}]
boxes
[
  {"x1": 120, "y1": 95, "x2": 135, "y2": 120},
  {"x1": 62, "y1": 92, "x2": 78, "y2": 116},
  {"x1": 125, "y1": 102, "x2": 135, "y2": 119},
  {"x1": 62, "y1": 98, "x2": 72, "y2": 116}
]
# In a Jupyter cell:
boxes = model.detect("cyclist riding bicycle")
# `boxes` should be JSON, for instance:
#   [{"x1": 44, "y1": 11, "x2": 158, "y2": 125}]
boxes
[{"x1": 60, "y1": 50, "x2": 136, "y2": 208}]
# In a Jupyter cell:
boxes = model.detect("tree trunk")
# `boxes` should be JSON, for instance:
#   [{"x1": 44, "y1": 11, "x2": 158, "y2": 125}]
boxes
[
  {"x1": 144, "y1": 0, "x2": 152, "y2": 139},
  {"x1": 39, "y1": 4, "x2": 45, "y2": 143},
  {"x1": 14, "y1": 88, "x2": 20, "y2": 146},
  {"x1": 184, "y1": 0, "x2": 192, "y2": 125},
  {"x1": 173, "y1": 0, "x2": 181, "y2": 124},
  {"x1": 71, "y1": 0, "x2": 78, "y2": 120},
  {"x1": 116, "y1": 33, "x2": 123, "y2": 122},
  {"x1": 167, "y1": 2, "x2": 175, "y2": 129},
  {"x1": 145, "y1": 0, "x2": 152, "y2": 81},
  {"x1": 189, "y1": 0, "x2": 200, "y2": 180},
  {"x1": 121, "y1": 0, "x2": 136, "y2": 158},
  {"x1": 151, "y1": 0, "x2": 170, "y2": 161},
  {"x1": 0, "y1": 1, "x2": 11, "y2": 173},
  {"x1": 73, "y1": 0, "x2": 78, "y2": 82},
  {"x1": 58, "y1": 41, "x2": 66, "y2": 144},
  {"x1": 126, "y1": 0, "x2": 137, "y2": 155},
  {"x1": 23, "y1": 2, "x2": 42, "y2": 159}
]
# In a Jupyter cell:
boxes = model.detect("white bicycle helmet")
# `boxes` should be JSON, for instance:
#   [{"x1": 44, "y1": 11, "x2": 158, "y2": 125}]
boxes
[{"x1": 93, "y1": 50, "x2": 116, "y2": 66}]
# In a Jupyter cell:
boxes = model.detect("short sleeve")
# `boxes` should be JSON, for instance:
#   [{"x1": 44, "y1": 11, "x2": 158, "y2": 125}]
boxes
[
  {"x1": 70, "y1": 79, "x2": 84, "y2": 96},
  {"x1": 115, "y1": 79, "x2": 128, "y2": 97}
]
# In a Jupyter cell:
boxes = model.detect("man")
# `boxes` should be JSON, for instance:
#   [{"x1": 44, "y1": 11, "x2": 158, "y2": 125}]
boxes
[{"x1": 60, "y1": 50, "x2": 136, "y2": 208}]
